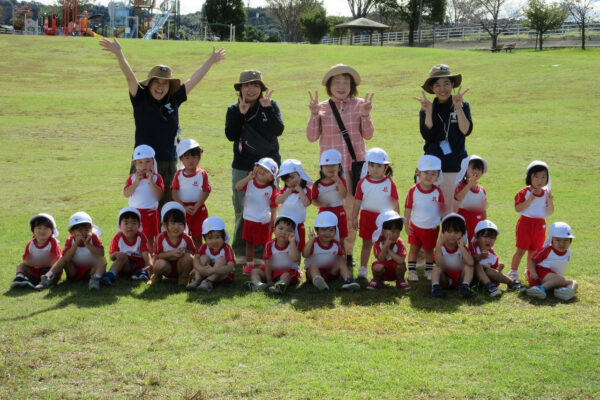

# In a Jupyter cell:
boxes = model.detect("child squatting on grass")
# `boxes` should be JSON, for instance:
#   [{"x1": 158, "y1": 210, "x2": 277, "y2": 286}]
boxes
[
  {"x1": 12, "y1": 214, "x2": 62, "y2": 289},
  {"x1": 526, "y1": 222, "x2": 577, "y2": 301},
  {"x1": 431, "y1": 213, "x2": 474, "y2": 298},
  {"x1": 35, "y1": 212, "x2": 107, "y2": 291}
]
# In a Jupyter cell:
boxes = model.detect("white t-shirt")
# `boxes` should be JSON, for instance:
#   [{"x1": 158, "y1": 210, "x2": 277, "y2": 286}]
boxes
[
  {"x1": 515, "y1": 187, "x2": 549, "y2": 219},
  {"x1": 242, "y1": 179, "x2": 277, "y2": 224},
  {"x1": 312, "y1": 178, "x2": 347, "y2": 208},
  {"x1": 532, "y1": 245, "x2": 570, "y2": 276},
  {"x1": 405, "y1": 184, "x2": 445, "y2": 229},
  {"x1": 125, "y1": 173, "x2": 165, "y2": 209},
  {"x1": 277, "y1": 186, "x2": 311, "y2": 225},
  {"x1": 304, "y1": 238, "x2": 344, "y2": 268},
  {"x1": 170, "y1": 168, "x2": 211, "y2": 203},
  {"x1": 355, "y1": 176, "x2": 399, "y2": 213},
  {"x1": 264, "y1": 240, "x2": 299, "y2": 270}
]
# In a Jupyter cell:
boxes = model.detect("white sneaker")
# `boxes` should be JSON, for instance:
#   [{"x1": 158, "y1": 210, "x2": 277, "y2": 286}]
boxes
[
  {"x1": 312, "y1": 275, "x2": 329, "y2": 291},
  {"x1": 508, "y1": 270, "x2": 519, "y2": 281},
  {"x1": 408, "y1": 270, "x2": 419, "y2": 282},
  {"x1": 553, "y1": 287, "x2": 575, "y2": 301},
  {"x1": 425, "y1": 269, "x2": 432, "y2": 281},
  {"x1": 357, "y1": 266, "x2": 368, "y2": 279},
  {"x1": 236, "y1": 256, "x2": 246, "y2": 264}
]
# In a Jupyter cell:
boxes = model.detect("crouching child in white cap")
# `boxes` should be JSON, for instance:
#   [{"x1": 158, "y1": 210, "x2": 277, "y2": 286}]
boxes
[
  {"x1": 35, "y1": 212, "x2": 106, "y2": 291},
  {"x1": 471, "y1": 220, "x2": 525, "y2": 297},
  {"x1": 276, "y1": 159, "x2": 312, "y2": 251},
  {"x1": 303, "y1": 211, "x2": 360, "y2": 291},
  {"x1": 100, "y1": 207, "x2": 152, "y2": 286},
  {"x1": 526, "y1": 222, "x2": 577, "y2": 301},
  {"x1": 186, "y1": 216, "x2": 235, "y2": 292},
  {"x1": 367, "y1": 211, "x2": 410, "y2": 291},
  {"x1": 11, "y1": 214, "x2": 61, "y2": 289}
]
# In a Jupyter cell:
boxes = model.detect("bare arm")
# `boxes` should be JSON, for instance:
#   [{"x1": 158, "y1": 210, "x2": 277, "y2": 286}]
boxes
[
  {"x1": 234, "y1": 170, "x2": 255, "y2": 191},
  {"x1": 99, "y1": 37, "x2": 138, "y2": 96},
  {"x1": 184, "y1": 47, "x2": 225, "y2": 95}
]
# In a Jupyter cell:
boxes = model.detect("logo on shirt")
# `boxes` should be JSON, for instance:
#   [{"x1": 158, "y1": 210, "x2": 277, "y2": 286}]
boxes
[
  {"x1": 164, "y1": 103, "x2": 174, "y2": 114},
  {"x1": 261, "y1": 112, "x2": 268, "y2": 122},
  {"x1": 193, "y1": 181, "x2": 199, "y2": 187},
  {"x1": 383, "y1": 187, "x2": 389, "y2": 193},
  {"x1": 432, "y1": 196, "x2": 437, "y2": 202}
]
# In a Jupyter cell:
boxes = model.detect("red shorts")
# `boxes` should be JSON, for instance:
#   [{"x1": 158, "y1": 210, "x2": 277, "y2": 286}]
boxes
[
  {"x1": 458, "y1": 208, "x2": 485, "y2": 241},
  {"x1": 28, "y1": 266, "x2": 51, "y2": 281},
  {"x1": 305, "y1": 265, "x2": 339, "y2": 283},
  {"x1": 297, "y1": 222, "x2": 306, "y2": 252},
  {"x1": 242, "y1": 219, "x2": 271, "y2": 245},
  {"x1": 259, "y1": 265, "x2": 301, "y2": 285},
  {"x1": 320, "y1": 205, "x2": 348, "y2": 239},
  {"x1": 441, "y1": 268, "x2": 462, "y2": 288},
  {"x1": 70, "y1": 264, "x2": 93, "y2": 281},
  {"x1": 217, "y1": 271, "x2": 235, "y2": 284},
  {"x1": 408, "y1": 222, "x2": 439, "y2": 250},
  {"x1": 184, "y1": 203, "x2": 208, "y2": 238},
  {"x1": 166, "y1": 259, "x2": 180, "y2": 278},
  {"x1": 358, "y1": 209, "x2": 379, "y2": 240},
  {"x1": 372, "y1": 260, "x2": 401, "y2": 281},
  {"x1": 139, "y1": 208, "x2": 160, "y2": 240},
  {"x1": 116, "y1": 258, "x2": 145, "y2": 278},
  {"x1": 515, "y1": 216, "x2": 546, "y2": 251},
  {"x1": 526, "y1": 265, "x2": 554, "y2": 286}
]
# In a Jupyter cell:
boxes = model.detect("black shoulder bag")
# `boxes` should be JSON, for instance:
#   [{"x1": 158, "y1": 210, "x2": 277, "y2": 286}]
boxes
[{"x1": 240, "y1": 107, "x2": 277, "y2": 157}]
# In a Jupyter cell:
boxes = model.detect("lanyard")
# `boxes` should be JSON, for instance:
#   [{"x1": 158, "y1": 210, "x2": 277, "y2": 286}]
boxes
[{"x1": 436, "y1": 104, "x2": 454, "y2": 141}]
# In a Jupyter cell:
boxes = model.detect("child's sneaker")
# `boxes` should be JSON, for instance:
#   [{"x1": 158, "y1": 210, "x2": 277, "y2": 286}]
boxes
[
  {"x1": 100, "y1": 271, "x2": 116, "y2": 286},
  {"x1": 508, "y1": 269, "x2": 519, "y2": 281},
  {"x1": 507, "y1": 279, "x2": 526, "y2": 292},
  {"x1": 242, "y1": 264, "x2": 254, "y2": 275},
  {"x1": 357, "y1": 266, "x2": 368, "y2": 279},
  {"x1": 269, "y1": 281, "x2": 287, "y2": 294},
  {"x1": 486, "y1": 283, "x2": 502, "y2": 297},
  {"x1": 246, "y1": 280, "x2": 267, "y2": 291},
  {"x1": 198, "y1": 279, "x2": 214, "y2": 292},
  {"x1": 431, "y1": 283, "x2": 443, "y2": 298},
  {"x1": 408, "y1": 270, "x2": 419, "y2": 282},
  {"x1": 526, "y1": 285, "x2": 547, "y2": 299},
  {"x1": 312, "y1": 275, "x2": 329, "y2": 291},
  {"x1": 34, "y1": 275, "x2": 55, "y2": 290},
  {"x1": 424, "y1": 269, "x2": 432, "y2": 281},
  {"x1": 459, "y1": 283, "x2": 472, "y2": 298},
  {"x1": 553, "y1": 287, "x2": 575, "y2": 301},
  {"x1": 186, "y1": 278, "x2": 203, "y2": 291},
  {"x1": 396, "y1": 280, "x2": 411, "y2": 291},
  {"x1": 366, "y1": 279, "x2": 382, "y2": 290},
  {"x1": 341, "y1": 278, "x2": 360, "y2": 291},
  {"x1": 11, "y1": 276, "x2": 34, "y2": 289},
  {"x1": 147, "y1": 274, "x2": 161, "y2": 286},
  {"x1": 89, "y1": 277, "x2": 101, "y2": 291},
  {"x1": 132, "y1": 269, "x2": 149, "y2": 281}
]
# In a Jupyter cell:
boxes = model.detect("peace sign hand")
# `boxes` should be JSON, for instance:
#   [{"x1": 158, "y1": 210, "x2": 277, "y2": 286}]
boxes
[
  {"x1": 452, "y1": 86, "x2": 470, "y2": 109},
  {"x1": 360, "y1": 93, "x2": 374, "y2": 117},
  {"x1": 307, "y1": 227, "x2": 316, "y2": 242},
  {"x1": 259, "y1": 89, "x2": 274, "y2": 108},
  {"x1": 413, "y1": 91, "x2": 432, "y2": 114},
  {"x1": 237, "y1": 93, "x2": 250, "y2": 115},
  {"x1": 308, "y1": 90, "x2": 320, "y2": 115},
  {"x1": 210, "y1": 46, "x2": 226, "y2": 64}
]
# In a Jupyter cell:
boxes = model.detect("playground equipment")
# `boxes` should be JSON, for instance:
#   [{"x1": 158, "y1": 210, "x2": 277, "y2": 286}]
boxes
[
  {"x1": 108, "y1": 2, "x2": 139, "y2": 38},
  {"x1": 143, "y1": 0, "x2": 175, "y2": 39},
  {"x1": 43, "y1": 1, "x2": 90, "y2": 36}
]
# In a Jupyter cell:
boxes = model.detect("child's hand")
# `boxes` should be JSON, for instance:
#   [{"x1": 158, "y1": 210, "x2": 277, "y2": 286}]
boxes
[
  {"x1": 406, "y1": 224, "x2": 414, "y2": 236},
  {"x1": 547, "y1": 190, "x2": 553, "y2": 201},
  {"x1": 467, "y1": 175, "x2": 477, "y2": 187},
  {"x1": 288, "y1": 233, "x2": 296, "y2": 243},
  {"x1": 498, "y1": 263, "x2": 505, "y2": 272},
  {"x1": 84, "y1": 232, "x2": 93, "y2": 245},
  {"x1": 529, "y1": 269, "x2": 538, "y2": 281},
  {"x1": 384, "y1": 238, "x2": 394, "y2": 248},
  {"x1": 479, "y1": 250, "x2": 489, "y2": 259},
  {"x1": 144, "y1": 171, "x2": 153, "y2": 180},
  {"x1": 294, "y1": 185, "x2": 303, "y2": 193},
  {"x1": 307, "y1": 227, "x2": 316, "y2": 242},
  {"x1": 135, "y1": 170, "x2": 145, "y2": 181},
  {"x1": 248, "y1": 168, "x2": 257, "y2": 179},
  {"x1": 457, "y1": 238, "x2": 466, "y2": 250},
  {"x1": 176, "y1": 248, "x2": 186, "y2": 257}
]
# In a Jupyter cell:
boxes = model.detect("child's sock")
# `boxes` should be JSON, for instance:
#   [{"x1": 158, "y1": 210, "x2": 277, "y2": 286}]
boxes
[
  {"x1": 425, "y1": 262, "x2": 433, "y2": 273},
  {"x1": 15, "y1": 272, "x2": 25, "y2": 279},
  {"x1": 47, "y1": 271, "x2": 55, "y2": 280},
  {"x1": 92, "y1": 273, "x2": 102, "y2": 280},
  {"x1": 246, "y1": 261, "x2": 254, "y2": 268},
  {"x1": 408, "y1": 261, "x2": 416, "y2": 272}
]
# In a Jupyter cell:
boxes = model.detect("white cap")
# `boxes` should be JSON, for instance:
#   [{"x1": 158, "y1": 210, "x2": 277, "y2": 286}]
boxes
[
  {"x1": 132, "y1": 144, "x2": 155, "y2": 160},
  {"x1": 371, "y1": 210, "x2": 404, "y2": 242},
  {"x1": 176, "y1": 139, "x2": 201, "y2": 158},
  {"x1": 202, "y1": 216, "x2": 230, "y2": 243},
  {"x1": 526, "y1": 160, "x2": 551, "y2": 190},
  {"x1": 548, "y1": 222, "x2": 574, "y2": 239},
  {"x1": 161, "y1": 201, "x2": 186, "y2": 222},
  {"x1": 320, "y1": 149, "x2": 342, "y2": 166},
  {"x1": 441, "y1": 212, "x2": 466, "y2": 225},
  {"x1": 69, "y1": 211, "x2": 102, "y2": 236},
  {"x1": 417, "y1": 155, "x2": 443, "y2": 186},
  {"x1": 30, "y1": 213, "x2": 59, "y2": 238},
  {"x1": 255, "y1": 157, "x2": 279, "y2": 178},
  {"x1": 314, "y1": 211, "x2": 338, "y2": 228},
  {"x1": 474, "y1": 219, "x2": 499, "y2": 235},
  {"x1": 365, "y1": 147, "x2": 391, "y2": 165},
  {"x1": 456, "y1": 155, "x2": 488, "y2": 185},
  {"x1": 117, "y1": 207, "x2": 142, "y2": 232},
  {"x1": 278, "y1": 159, "x2": 313, "y2": 184}
]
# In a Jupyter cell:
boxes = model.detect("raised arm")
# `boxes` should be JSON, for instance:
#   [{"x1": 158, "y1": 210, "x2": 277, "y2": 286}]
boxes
[
  {"x1": 184, "y1": 46, "x2": 225, "y2": 95},
  {"x1": 99, "y1": 37, "x2": 138, "y2": 96}
]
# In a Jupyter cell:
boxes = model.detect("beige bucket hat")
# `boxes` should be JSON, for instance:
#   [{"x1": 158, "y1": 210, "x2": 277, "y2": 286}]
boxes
[
  {"x1": 322, "y1": 64, "x2": 361, "y2": 86},
  {"x1": 234, "y1": 70, "x2": 267, "y2": 91},
  {"x1": 421, "y1": 64, "x2": 462, "y2": 94},
  {"x1": 138, "y1": 65, "x2": 181, "y2": 92}
]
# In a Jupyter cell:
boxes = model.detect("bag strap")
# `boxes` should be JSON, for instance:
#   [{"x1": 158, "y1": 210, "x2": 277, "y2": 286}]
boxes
[{"x1": 329, "y1": 99, "x2": 357, "y2": 162}]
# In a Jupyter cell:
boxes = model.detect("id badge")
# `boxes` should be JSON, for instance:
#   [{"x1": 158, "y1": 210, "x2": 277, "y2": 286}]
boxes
[{"x1": 440, "y1": 139, "x2": 452, "y2": 155}]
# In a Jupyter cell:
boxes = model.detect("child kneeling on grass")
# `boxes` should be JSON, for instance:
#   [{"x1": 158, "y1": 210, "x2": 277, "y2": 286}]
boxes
[
  {"x1": 247, "y1": 215, "x2": 300, "y2": 294},
  {"x1": 471, "y1": 220, "x2": 525, "y2": 297},
  {"x1": 303, "y1": 211, "x2": 360, "y2": 291},
  {"x1": 186, "y1": 216, "x2": 235, "y2": 292},
  {"x1": 526, "y1": 222, "x2": 577, "y2": 301},
  {"x1": 101, "y1": 207, "x2": 152, "y2": 285},
  {"x1": 149, "y1": 202, "x2": 195, "y2": 287},
  {"x1": 12, "y1": 214, "x2": 61, "y2": 289},
  {"x1": 431, "y1": 213, "x2": 474, "y2": 298},
  {"x1": 36, "y1": 212, "x2": 106, "y2": 291},
  {"x1": 367, "y1": 211, "x2": 410, "y2": 291}
]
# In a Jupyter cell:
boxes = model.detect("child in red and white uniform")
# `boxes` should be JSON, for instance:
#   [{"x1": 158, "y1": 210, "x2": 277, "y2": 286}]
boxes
[
  {"x1": 276, "y1": 159, "x2": 312, "y2": 251},
  {"x1": 526, "y1": 222, "x2": 577, "y2": 301},
  {"x1": 311, "y1": 149, "x2": 351, "y2": 263},
  {"x1": 150, "y1": 202, "x2": 195, "y2": 287},
  {"x1": 404, "y1": 155, "x2": 446, "y2": 282},
  {"x1": 352, "y1": 147, "x2": 399, "y2": 280},
  {"x1": 367, "y1": 211, "x2": 410, "y2": 291},
  {"x1": 124, "y1": 144, "x2": 164, "y2": 251},
  {"x1": 509, "y1": 160, "x2": 554, "y2": 281},
  {"x1": 101, "y1": 207, "x2": 152, "y2": 286},
  {"x1": 186, "y1": 216, "x2": 235, "y2": 292},
  {"x1": 303, "y1": 211, "x2": 359, "y2": 291},
  {"x1": 247, "y1": 216, "x2": 301, "y2": 294},
  {"x1": 235, "y1": 157, "x2": 278, "y2": 276},
  {"x1": 431, "y1": 213, "x2": 474, "y2": 298},
  {"x1": 171, "y1": 139, "x2": 211, "y2": 249},
  {"x1": 11, "y1": 214, "x2": 61, "y2": 289},
  {"x1": 471, "y1": 220, "x2": 525, "y2": 297},
  {"x1": 454, "y1": 155, "x2": 488, "y2": 241},
  {"x1": 35, "y1": 212, "x2": 106, "y2": 291}
]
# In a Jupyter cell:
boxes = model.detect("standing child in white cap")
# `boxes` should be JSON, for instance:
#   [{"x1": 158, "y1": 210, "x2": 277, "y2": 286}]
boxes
[
  {"x1": 235, "y1": 157, "x2": 279, "y2": 275},
  {"x1": 35, "y1": 212, "x2": 106, "y2": 291},
  {"x1": 276, "y1": 159, "x2": 312, "y2": 251},
  {"x1": 352, "y1": 147, "x2": 399, "y2": 280},
  {"x1": 526, "y1": 222, "x2": 577, "y2": 301},
  {"x1": 404, "y1": 155, "x2": 446, "y2": 282},
  {"x1": 11, "y1": 214, "x2": 61, "y2": 289},
  {"x1": 171, "y1": 139, "x2": 211, "y2": 249},
  {"x1": 454, "y1": 155, "x2": 488, "y2": 241},
  {"x1": 124, "y1": 144, "x2": 164, "y2": 251},
  {"x1": 187, "y1": 216, "x2": 236, "y2": 292},
  {"x1": 509, "y1": 161, "x2": 554, "y2": 281}
]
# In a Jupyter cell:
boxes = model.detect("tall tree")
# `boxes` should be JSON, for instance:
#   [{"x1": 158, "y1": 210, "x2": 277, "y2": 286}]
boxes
[
  {"x1": 524, "y1": 0, "x2": 566, "y2": 51},
  {"x1": 563, "y1": 0, "x2": 594, "y2": 50},
  {"x1": 471, "y1": 0, "x2": 507, "y2": 49},
  {"x1": 346, "y1": 0, "x2": 380, "y2": 18},
  {"x1": 203, "y1": 0, "x2": 246, "y2": 41},
  {"x1": 446, "y1": 0, "x2": 472, "y2": 25},
  {"x1": 299, "y1": 4, "x2": 329, "y2": 43},
  {"x1": 266, "y1": 0, "x2": 319, "y2": 42},
  {"x1": 398, "y1": 0, "x2": 446, "y2": 47}
]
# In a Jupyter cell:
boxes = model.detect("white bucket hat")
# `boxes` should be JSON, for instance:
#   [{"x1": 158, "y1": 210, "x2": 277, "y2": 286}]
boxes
[
  {"x1": 255, "y1": 157, "x2": 279, "y2": 179},
  {"x1": 474, "y1": 219, "x2": 499, "y2": 236},
  {"x1": 314, "y1": 211, "x2": 338, "y2": 228},
  {"x1": 544, "y1": 221, "x2": 574, "y2": 247},
  {"x1": 132, "y1": 144, "x2": 158, "y2": 174},
  {"x1": 456, "y1": 155, "x2": 488, "y2": 185},
  {"x1": 161, "y1": 201, "x2": 186, "y2": 223},
  {"x1": 371, "y1": 210, "x2": 404, "y2": 242},
  {"x1": 117, "y1": 207, "x2": 142, "y2": 233},
  {"x1": 202, "y1": 216, "x2": 230, "y2": 243},
  {"x1": 417, "y1": 154, "x2": 443, "y2": 186},
  {"x1": 320, "y1": 149, "x2": 342, "y2": 166},
  {"x1": 526, "y1": 160, "x2": 551, "y2": 190},
  {"x1": 278, "y1": 159, "x2": 313, "y2": 185},
  {"x1": 30, "y1": 213, "x2": 59, "y2": 238},
  {"x1": 69, "y1": 211, "x2": 102, "y2": 236},
  {"x1": 365, "y1": 147, "x2": 391, "y2": 165},
  {"x1": 176, "y1": 138, "x2": 200, "y2": 158}
]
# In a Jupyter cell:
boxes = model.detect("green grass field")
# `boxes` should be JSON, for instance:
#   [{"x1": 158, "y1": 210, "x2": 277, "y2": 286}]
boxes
[{"x1": 1, "y1": 36, "x2": 599, "y2": 399}]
